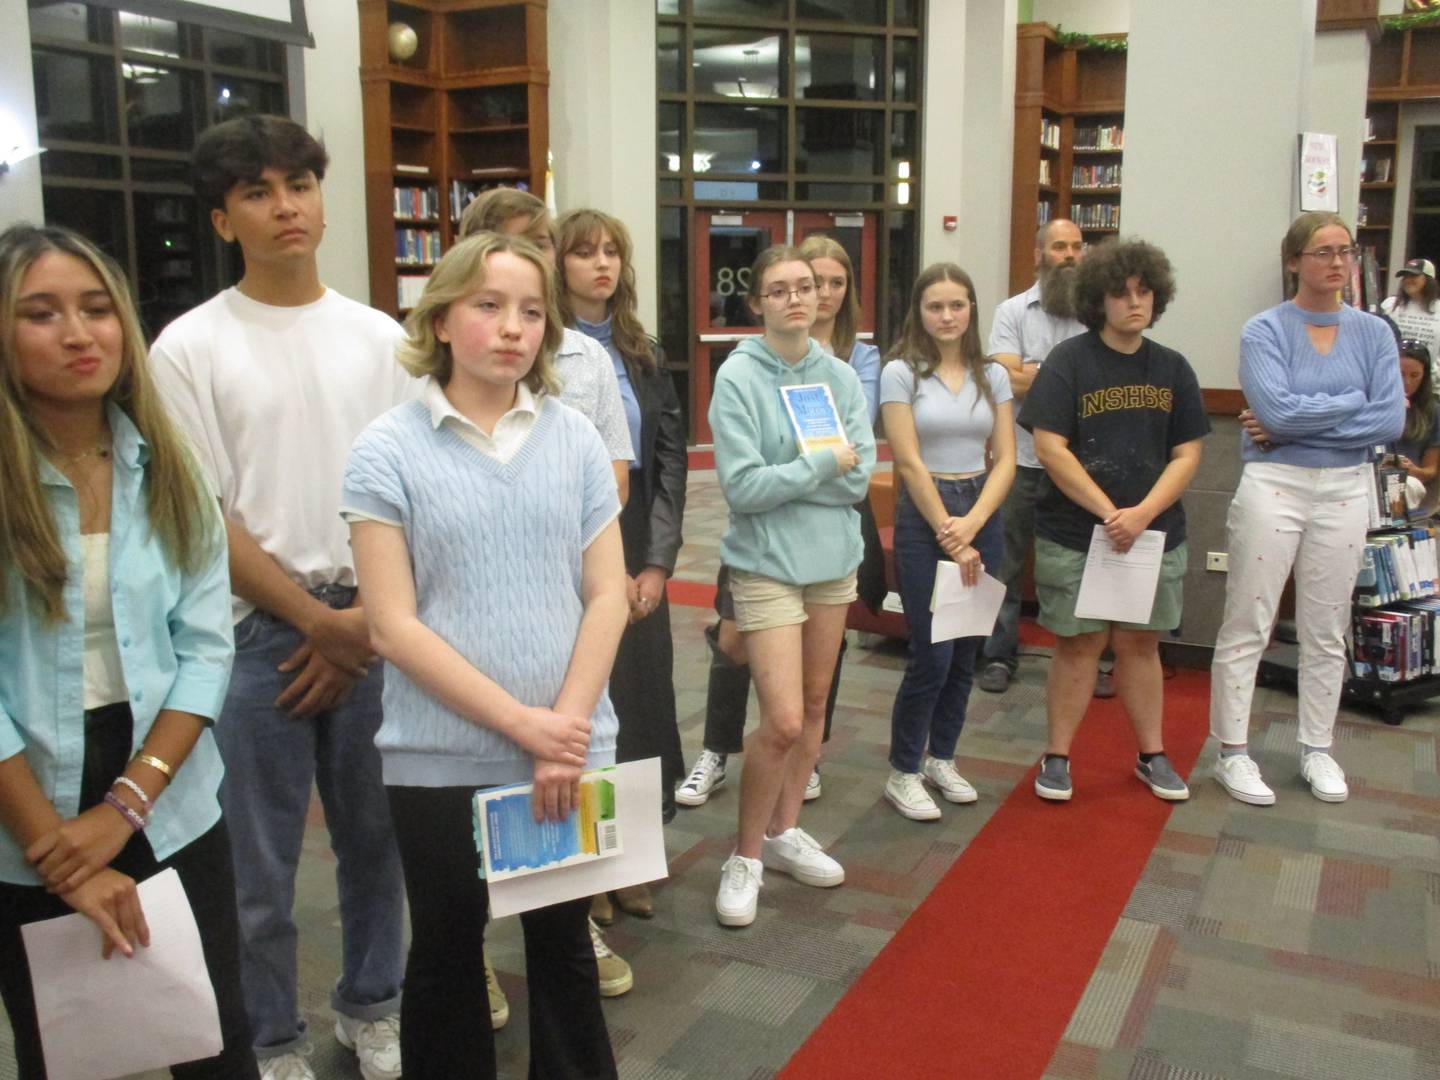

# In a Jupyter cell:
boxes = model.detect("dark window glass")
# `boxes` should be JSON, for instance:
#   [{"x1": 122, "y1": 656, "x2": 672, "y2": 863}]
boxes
[
  {"x1": 130, "y1": 156, "x2": 192, "y2": 183},
  {"x1": 796, "y1": 108, "x2": 882, "y2": 175},
  {"x1": 657, "y1": 207, "x2": 690, "y2": 428},
  {"x1": 659, "y1": 103, "x2": 684, "y2": 172},
  {"x1": 206, "y1": 28, "x2": 283, "y2": 72},
  {"x1": 891, "y1": 111, "x2": 917, "y2": 166},
  {"x1": 796, "y1": 182, "x2": 880, "y2": 202},
  {"x1": 887, "y1": 209, "x2": 914, "y2": 332},
  {"x1": 658, "y1": 25, "x2": 684, "y2": 92},
  {"x1": 125, "y1": 63, "x2": 201, "y2": 150},
  {"x1": 42, "y1": 185, "x2": 126, "y2": 263},
  {"x1": 892, "y1": 37, "x2": 917, "y2": 102},
  {"x1": 134, "y1": 192, "x2": 204, "y2": 333},
  {"x1": 693, "y1": 104, "x2": 784, "y2": 173},
  {"x1": 40, "y1": 150, "x2": 122, "y2": 180},
  {"x1": 33, "y1": 50, "x2": 119, "y2": 144},
  {"x1": 211, "y1": 75, "x2": 286, "y2": 125},
  {"x1": 693, "y1": 28, "x2": 782, "y2": 100},
  {"x1": 658, "y1": 179, "x2": 683, "y2": 199},
  {"x1": 117, "y1": 13, "x2": 187, "y2": 59},
  {"x1": 693, "y1": 0, "x2": 785, "y2": 16},
  {"x1": 796, "y1": 0, "x2": 884, "y2": 24},
  {"x1": 893, "y1": 0, "x2": 920, "y2": 28},
  {"x1": 28, "y1": 2, "x2": 110, "y2": 44},
  {"x1": 694, "y1": 179, "x2": 786, "y2": 200},
  {"x1": 796, "y1": 34, "x2": 882, "y2": 101}
]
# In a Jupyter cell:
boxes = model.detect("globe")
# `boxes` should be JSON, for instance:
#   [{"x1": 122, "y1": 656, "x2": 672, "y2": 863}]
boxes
[{"x1": 388, "y1": 22, "x2": 418, "y2": 63}]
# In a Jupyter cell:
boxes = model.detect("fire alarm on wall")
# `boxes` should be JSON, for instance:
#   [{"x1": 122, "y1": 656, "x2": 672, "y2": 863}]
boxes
[{"x1": 942, "y1": 215, "x2": 958, "y2": 231}]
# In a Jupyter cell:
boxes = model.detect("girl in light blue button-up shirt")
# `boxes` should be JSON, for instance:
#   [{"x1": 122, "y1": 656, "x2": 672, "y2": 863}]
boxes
[{"x1": 0, "y1": 225, "x2": 254, "y2": 1076}]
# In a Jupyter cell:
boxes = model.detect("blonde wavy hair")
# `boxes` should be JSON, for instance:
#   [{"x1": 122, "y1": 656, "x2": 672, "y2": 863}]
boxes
[
  {"x1": 397, "y1": 231, "x2": 562, "y2": 395},
  {"x1": 555, "y1": 209, "x2": 656, "y2": 376},
  {"x1": 798, "y1": 234, "x2": 861, "y2": 361},
  {"x1": 0, "y1": 225, "x2": 219, "y2": 622}
]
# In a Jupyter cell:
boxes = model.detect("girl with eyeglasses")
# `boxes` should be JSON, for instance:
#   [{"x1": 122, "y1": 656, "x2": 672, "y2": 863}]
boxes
[
  {"x1": 708, "y1": 245, "x2": 875, "y2": 928},
  {"x1": 1209, "y1": 212, "x2": 1404, "y2": 808}
]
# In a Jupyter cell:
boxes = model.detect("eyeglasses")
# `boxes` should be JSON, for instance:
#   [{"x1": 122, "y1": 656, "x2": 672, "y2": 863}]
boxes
[
  {"x1": 1299, "y1": 246, "x2": 1359, "y2": 262},
  {"x1": 761, "y1": 282, "x2": 816, "y2": 303}
]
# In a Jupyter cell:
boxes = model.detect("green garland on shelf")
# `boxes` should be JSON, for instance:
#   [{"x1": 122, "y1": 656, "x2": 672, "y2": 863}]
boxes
[
  {"x1": 1380, "y1": 8, "x2": 1440, "y2": 33},
  {"x1": 1054, "y1": 28, "x2": 1127, "y2": 52}
]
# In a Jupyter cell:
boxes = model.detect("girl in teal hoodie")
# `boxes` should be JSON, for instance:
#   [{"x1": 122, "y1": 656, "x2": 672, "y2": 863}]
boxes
[{"x1": 707, "y1": 245, "x2": 876, "y2": 928}]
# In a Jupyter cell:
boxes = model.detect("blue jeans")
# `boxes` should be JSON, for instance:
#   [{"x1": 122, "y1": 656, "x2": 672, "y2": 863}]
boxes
[
  {"x1": 981, "y1": 465, "x2": 1044, "y2": 672},
  {"x1": 217, "y1": 586, "x2": 405, "y2": 1058},
  {"x1": 889, "y1": 479, "x2": 1005, "y2": 773}
]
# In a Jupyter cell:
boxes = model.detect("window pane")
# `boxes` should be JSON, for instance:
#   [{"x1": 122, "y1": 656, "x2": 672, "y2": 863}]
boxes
[
  {"x1": 658, "y1": 25, "x2": 684, "y2": 93},
  {"x1": 657, "y1": 0, "x2": 681, "y2": 13},
  {"x1": 893, "y1": 0, "x2": 920, "y2": 28},
  {"x1": 206, "y1": 29, "x2": 283, "y2": 72},
  {"x1": 29, "y1": 2, "x2": 110, "y2": 44},
  {"x1": 33, "y1": 50, "x2": 119, "y2": 145},
  {"x1": 694, "y1": 179, "x2": 786, "y2": 200},
  {"x1": 117, "y1": 12, "x2": 187, "y2": 59},
  {"x1": 693, "y1": 104, "x2": 784, "y2": 173},
  {"x1": 796, "y1": 108, "x2": 883, "y2": 175},
  {"x1": 657, "y1": 207, "x2": 689, "y2": 432},
  {"x1": 796, "y1": 34, "x2": 882, "y2": 101},
  {"x1": 130, "y1": 156, "x2": 192, "y2": 183},
  {"x1": 42, "y1": 186, "x2": 126, "y2": 265},
  {"x1": 41, "y1": 151, "x2": 122, "y2": 180},
  {"x1": 796, "y1": 0, "x2": 885, "y2": 23},
  {"x1": 211, "y1": 75, "x2": 286, "y2": 125},
  {"x1": 693, "y1": 29, "x2": 782, "y2": 100},
  {"x1": 134, "y1": 193, "x2": 205, "y2": 334},
  {"x1": 796, "y1": 182, "x2": 880, "y2": 202},
  {"x1": 892, "y1": 38, "x2": 918, "y2": 102},
  {"x1": 659, "y1": 103, "x2": 684, "y2": 172},
  {"x1": 693, "y1": 0, "x2": 785, "y2": 16},
  {"x1": 888, "y1": 210, "x2": 915, "y2": 336},
  {"x1": 658, "y1": 179, "x2": 683, "y2": 199},
  {"x1": 125, "y1": 63, "x2": 202, "y2": 150},
  {"x1": 891, "y1": 110, "x2": 917, "y2": 170}
]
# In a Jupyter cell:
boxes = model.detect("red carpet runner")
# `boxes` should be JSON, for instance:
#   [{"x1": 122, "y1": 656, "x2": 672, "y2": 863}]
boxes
[{"x1": 779, "y1": 667, "x2": 1213, "y2": 1080}]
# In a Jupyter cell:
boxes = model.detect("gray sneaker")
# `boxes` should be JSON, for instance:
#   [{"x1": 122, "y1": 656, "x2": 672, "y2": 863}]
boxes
[
  {"x1": 1135, "y1": 753, "x2": 1189, "y2": 801},
  {"x1": 1034, "y1": 755, "x2": 1072, "y2": 801},
  {"x1": 977, "y1": 661, "x2": 1013, "y2": 694}
]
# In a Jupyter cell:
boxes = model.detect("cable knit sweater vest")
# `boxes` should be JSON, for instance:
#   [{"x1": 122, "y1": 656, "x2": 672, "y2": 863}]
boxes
[{"x1": 341, "y1": 395, "x2": 620, "y2": 788}]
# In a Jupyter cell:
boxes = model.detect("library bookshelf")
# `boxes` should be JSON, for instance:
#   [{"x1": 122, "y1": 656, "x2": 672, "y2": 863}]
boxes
[
  {"x1": 1009, "y1": 23, "x2": 1126, "y2": 296},
  {"x1": 359, "y1": 0, "x2": 549, "y2": 318}
]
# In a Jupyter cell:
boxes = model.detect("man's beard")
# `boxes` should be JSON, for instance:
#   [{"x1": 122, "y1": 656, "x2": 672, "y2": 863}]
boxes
[{"x1": 1039, "y1": 260, "x2": 1078, "y2": 319}]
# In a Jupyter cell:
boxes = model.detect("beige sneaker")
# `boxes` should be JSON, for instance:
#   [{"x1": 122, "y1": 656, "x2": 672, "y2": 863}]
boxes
[
  {"x1": 484, "y1": 950, "x2": 509, "y2": 1030},
  {"x1": 588, "y1": 917, "x2": 633, "y2": 996}
]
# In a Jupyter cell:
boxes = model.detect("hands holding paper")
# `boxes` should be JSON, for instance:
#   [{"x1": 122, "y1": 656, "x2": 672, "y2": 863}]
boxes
[
  {"x1": 1102, "y1": 505, "x2": 1155, "y2": 554},
  {"x1": 937, "y1": 515, "x2": 984, "y2": 584}
]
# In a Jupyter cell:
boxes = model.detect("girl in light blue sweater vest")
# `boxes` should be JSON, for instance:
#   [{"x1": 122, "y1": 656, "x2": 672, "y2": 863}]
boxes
[{"x1": 342, "y1": 232, "x2": 626, "y2": 1080}]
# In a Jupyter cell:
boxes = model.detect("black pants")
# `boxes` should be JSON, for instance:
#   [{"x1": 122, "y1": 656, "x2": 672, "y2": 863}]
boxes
[
  {"x1": 387, "y1": 785, "x2": 616, "y2": 1080},
  {"x1": 0, "y1": 704, "x2": 255, "y2": 1079}
]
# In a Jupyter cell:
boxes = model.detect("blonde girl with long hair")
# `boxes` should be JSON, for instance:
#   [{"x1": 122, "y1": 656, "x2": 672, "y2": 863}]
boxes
[{"x1": 0, "y1": 224, "x2": 253, "y2": 1077}]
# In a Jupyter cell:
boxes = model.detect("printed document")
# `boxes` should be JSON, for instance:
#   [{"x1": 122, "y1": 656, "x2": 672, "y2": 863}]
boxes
[
  {"x1": 929, "y1": 562, "x2": 1006, "y2": 642},
  {"x1": 1073, "y1": 526, "x2": 1166, "y2": 624}
]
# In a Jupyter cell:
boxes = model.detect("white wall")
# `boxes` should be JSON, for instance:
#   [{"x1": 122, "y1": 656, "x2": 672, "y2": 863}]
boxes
[
  {"x1": 1309, "y1": 29, "x2": 1370, "y2": 227},
  {"x1": 549, "y1": 0, "x2": 659, "y2": 330},
  {"x1": 1123, "y1": 0, "x2": 1318, "y2": 390},
  {"x1": 0, "y1": 0, "x2": 43, "y2": 232},
  {"x1": 1031, "y1": 0, "x2": 1129, "y2": 34},
  {"x1": 298, "y1": 0, "x2": 369, "y2": 304}
]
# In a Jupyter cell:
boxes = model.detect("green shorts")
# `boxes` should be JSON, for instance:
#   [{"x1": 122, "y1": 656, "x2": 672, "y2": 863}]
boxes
[{"x1": 1034, "y1": 537, "x2": 1187, "y2": 638}]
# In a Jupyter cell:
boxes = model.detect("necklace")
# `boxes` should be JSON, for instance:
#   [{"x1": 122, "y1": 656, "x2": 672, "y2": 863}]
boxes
[{"x1": 52, "y1": 442, "x2": 112, "y2": 467}]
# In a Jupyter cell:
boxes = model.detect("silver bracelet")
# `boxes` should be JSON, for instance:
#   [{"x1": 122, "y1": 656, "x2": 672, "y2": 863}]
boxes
[{"x1": 111, "y1": 776, "x2": 153, "y2": 822}]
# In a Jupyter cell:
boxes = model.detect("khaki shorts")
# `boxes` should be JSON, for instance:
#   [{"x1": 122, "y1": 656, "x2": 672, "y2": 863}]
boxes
[
  {"x1": 729, "y1": 569, "x2": 859, "y2": 633},
  {"x1": 1035, "y1": 537, "x2": 1187, "y2": 637}
]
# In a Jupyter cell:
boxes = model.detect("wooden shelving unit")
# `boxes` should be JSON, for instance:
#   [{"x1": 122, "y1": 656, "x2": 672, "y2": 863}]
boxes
[
  {"x1": 359, "y1": 0, "x2": 549, "y2": 317},
  {"x1": 1009, "y1": 23, "x2": 1126, "y2": 296}
]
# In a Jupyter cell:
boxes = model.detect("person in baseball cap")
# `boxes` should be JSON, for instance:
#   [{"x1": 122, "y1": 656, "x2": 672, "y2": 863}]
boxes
[{"x1": 1382, "y1": 257, "x2": 1439, "y2": 378}]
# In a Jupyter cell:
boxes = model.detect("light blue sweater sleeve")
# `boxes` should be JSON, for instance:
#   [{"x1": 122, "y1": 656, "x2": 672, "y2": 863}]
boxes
[
  {"x1": 1239, "y1": 312, "x2": 1366, "y2": 438},
  {"x1": 848, "y1": 342, "x2": 882, "y2": 425}
]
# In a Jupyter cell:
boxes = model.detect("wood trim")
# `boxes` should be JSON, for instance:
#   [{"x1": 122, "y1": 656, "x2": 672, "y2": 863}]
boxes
[
  {"x1": 1316, "y1": 0, "x2": 1378, "y2": 32},
  {"x1": 1203, "y1": 388, "x2": 1246, "y2": 415}
]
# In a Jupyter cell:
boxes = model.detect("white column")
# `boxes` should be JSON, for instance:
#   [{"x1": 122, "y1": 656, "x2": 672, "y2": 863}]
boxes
[
  {"x1": 1309, "y1": 29, "x2": 1371, "y2": 228},
  {"x1": 549, "y1": 0, "x2": 659, "y2": 330},
  {"x1": 0, "y1": 0, "x2": 44, "y2": 232},
  {"x1": 1122, "y1": 0, "x2": 1318, "y2": 390}
]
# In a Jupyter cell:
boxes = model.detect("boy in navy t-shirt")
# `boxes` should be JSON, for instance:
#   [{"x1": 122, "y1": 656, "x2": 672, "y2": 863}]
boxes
[{"x1": 1019, "y1": 239, "x2": 1210, "y2": 803}]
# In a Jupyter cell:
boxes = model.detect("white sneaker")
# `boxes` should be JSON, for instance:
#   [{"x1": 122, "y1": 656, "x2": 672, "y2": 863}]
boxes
[
  {"x1": 334, "y1": 1015, "x2": 400, "y2": 1080},
  {"x1": 1214, "y1": 753, "x2": 1276, "y2": 806},
  {"x1": 760, "y1": 827, "x2": 844, "y2": 887},
  {"x1": 922, "y1": 755, "x2": 978, "y2": 804},
  {"x1": 1300, "y1": 751, "x2": 1348, "y2": 803},
  {"x1": 676, "y1": 750, "x2": 727, "y2": 807},
  {"x1": 716, "y1": 853, "x2": 763, "y2": 926},
  {"x1": 484, "y1": 950, "x2": 509, "y2": 1030},
  {"x1": 884, "y1": 769, "x2": 941, "y2": 820},
  {"x1": 804, "y1": 767, "x2": 822, "y2": 801},
  {"x1": 260, "y1": 1049, "x2": 316, "y2": 1080}
]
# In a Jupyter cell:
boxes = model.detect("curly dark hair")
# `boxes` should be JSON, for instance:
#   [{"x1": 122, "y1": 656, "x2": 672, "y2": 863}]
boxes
[
  {"x1": 1072, "y1": 238, "x2": 1176, "y2": 332},
  {"x1": 192, "y1": 114, "x2": 329, "y2": 211}
]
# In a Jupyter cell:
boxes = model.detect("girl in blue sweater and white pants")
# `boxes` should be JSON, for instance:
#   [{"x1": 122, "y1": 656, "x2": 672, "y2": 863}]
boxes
[
  {"x1": 1210, "y1": 212, "x2": 1404, "y2": 807},
  {"x1": 342, "y1": 232, "x2": 626, "y2": 1079}
]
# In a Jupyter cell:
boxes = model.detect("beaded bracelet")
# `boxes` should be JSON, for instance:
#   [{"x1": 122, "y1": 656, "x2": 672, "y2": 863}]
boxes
[
  {"x1": 103, "y1": 791, "x2": 147, "y2": 832},
  {"x1": 133, "y1": 753, "x2": 174, "y2": 780},
  {"x1": 112, "y1": 776, "x2": 153, "y2": 816}
]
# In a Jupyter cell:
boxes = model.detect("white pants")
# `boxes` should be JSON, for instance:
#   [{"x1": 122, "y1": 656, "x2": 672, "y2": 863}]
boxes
[{"x1": 1209, "y1": 461, "x2": 1371, "y2": 749}]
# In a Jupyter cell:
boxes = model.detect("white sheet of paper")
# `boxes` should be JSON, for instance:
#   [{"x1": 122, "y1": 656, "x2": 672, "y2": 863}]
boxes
[
  {"x1": 21, "y1": 868, "x2": 222, "y2": 1080},
  {"x1": 1073, "y1": 526, "x2": 1166, "y2": 624},
  {"x1": 927, "y1": 562, "x2": 1006, "y2": 642},
  {"x1": 486, "y1": 758, "x2": 669, "y2": 919}
]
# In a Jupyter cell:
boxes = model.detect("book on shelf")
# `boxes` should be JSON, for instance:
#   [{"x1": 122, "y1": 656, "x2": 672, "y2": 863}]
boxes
[
  {"x1": 1037, "y1": 200, "x2": 1053, "y2": 226},
  {"x1": 396, "y1": 273, "x2": 430, "y2": 311},
  {"x1": 394, "y1": 163, "x2": 430, "y2": 175},
  {"x1": 1374, "y1": 158, "x2": 1392, "y2": 183},
  {"x1": 470, "y1": 166, "x2": 523, "y2": 177},
  {"x1": 1071, "y1": 163, "x2": 1122, "y2": 189},
  {"x1": 1364, "y1": 115, "x2": 1376, "y2": 141},
  {"x1": 1071, "y1": 203, "x2": 1120, "y2": 230},
  {"x1": 1038, "y1": 159, "x2": 1052, "y2": 186},
  {"x1": 395, "y1": 228, "x2": 441, "y2": 266},
  {"x1": 393, "y1": 185, "x2": 441, "y2": 220},
  {"x1": 1351, "y1": 600, "x2": 1440, "y2": 683},
  {"x1": 1073, "y1": 125, "x2": 1124, "y2": 151},
  {"x1": 1040, "y1": 118, "x2": 1061, "y2": 150}
]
